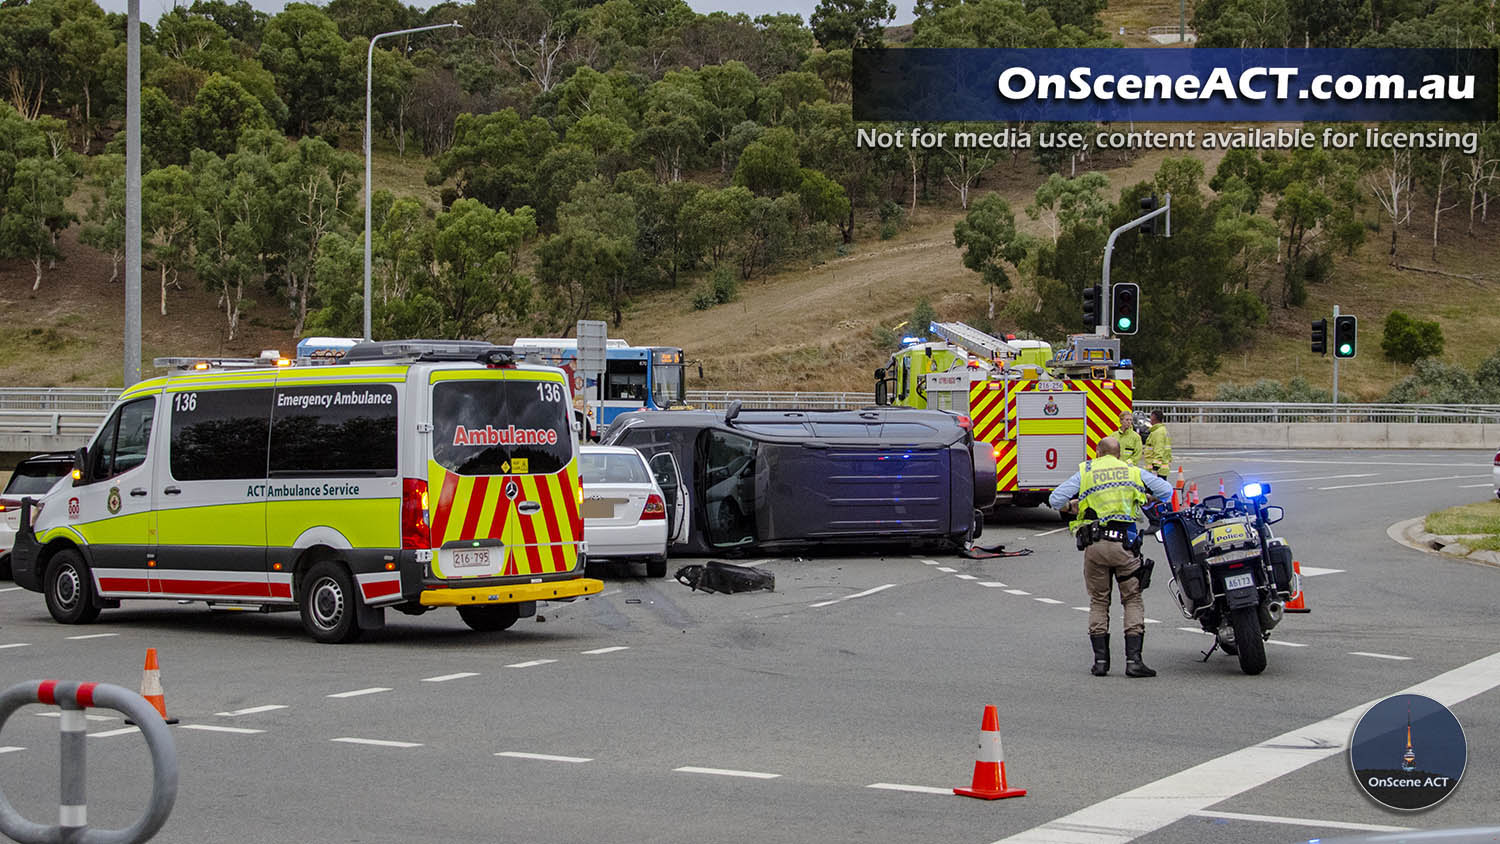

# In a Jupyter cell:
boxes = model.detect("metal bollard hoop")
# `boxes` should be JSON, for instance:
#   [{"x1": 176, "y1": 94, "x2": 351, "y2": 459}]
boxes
[{"x1": 0, "y1": 680, "x2": 178, "y2": 844}]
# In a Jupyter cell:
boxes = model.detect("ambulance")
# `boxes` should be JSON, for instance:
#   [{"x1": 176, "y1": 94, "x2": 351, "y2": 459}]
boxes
[
  {"x1": 876, "y1": 321, "x2": 1134, "y2": 509},
  {"x1": 8, "y1": 340, "x2": 601, "y2": 643}
]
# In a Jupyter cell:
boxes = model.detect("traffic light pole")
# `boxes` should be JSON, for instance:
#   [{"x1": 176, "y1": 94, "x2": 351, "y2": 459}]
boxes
[
  {"x1": 1332, "y1": 303, "x2": 1340, "y2": 409},
  {"x1": 1100, "y1": 193, "x2": 1171, "y2": 337}
]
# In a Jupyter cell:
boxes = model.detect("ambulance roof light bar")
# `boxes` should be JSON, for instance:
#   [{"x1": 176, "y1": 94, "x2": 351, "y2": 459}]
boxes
[
  {"x1": 341, "y1": 339, "x2": 515, "y2": 365},
  {"x1": 928, "y1": 321, "x2": 1021, "y2": 361},
  {"x1": 152, "y1": 355, "x2": 287, "y2": 371}
]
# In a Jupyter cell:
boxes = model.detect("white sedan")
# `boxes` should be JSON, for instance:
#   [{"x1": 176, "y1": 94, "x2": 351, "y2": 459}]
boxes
[
  {"x1": 580, "y1": 445, "x2": 671, "y2": 577},
  {"x1": 2, "y1": 452, "x2": 75, "y2": 580}
]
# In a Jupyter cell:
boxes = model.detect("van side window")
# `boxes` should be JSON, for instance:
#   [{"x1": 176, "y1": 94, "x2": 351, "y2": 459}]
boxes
[
  {"x1": 169, "y1": 388, "x2": 273, "y2": 481},
  {"x1": 90, "y1": 397, "x2": 156, "y2": 481},
  {"x1": 270, "y1": 385, "x2": 397, "y2": 477}
]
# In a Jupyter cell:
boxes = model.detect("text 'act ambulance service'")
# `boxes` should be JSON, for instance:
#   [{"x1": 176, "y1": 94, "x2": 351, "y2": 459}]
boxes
[{"x1": 8, "y1": 340, "x2": 601, "y2": 643}]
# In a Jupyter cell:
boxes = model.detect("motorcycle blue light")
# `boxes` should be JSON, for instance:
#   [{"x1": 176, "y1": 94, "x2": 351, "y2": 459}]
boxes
[{"x1": 1240, "y1": 482, "x2": 1264, "y2": 498}]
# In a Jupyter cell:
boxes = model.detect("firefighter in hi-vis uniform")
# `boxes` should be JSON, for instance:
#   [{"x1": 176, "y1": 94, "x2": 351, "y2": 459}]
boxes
[{"x1": 1049, "y1": 437, "x2": 1173, "y2": 678}]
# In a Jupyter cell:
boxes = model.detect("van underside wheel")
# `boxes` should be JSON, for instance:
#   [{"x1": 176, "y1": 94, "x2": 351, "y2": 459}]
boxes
[
  {"x1": 44, "y1": 549, "x2": 101, "y2": 624},
  {"x1": 299, "y1": 561, "x2": 363, "y2": 644},
  {"x1": 458, "y1": 604, "x2": 521, "y2": 632}
]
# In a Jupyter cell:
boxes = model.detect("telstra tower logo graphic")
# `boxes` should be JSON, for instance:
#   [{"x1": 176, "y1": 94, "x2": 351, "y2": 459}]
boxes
[{"x1": 1350, "y1": 693, "x2": 1466, "y2": 811}]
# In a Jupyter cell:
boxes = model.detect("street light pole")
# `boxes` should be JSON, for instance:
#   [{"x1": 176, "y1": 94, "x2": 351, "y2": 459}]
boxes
[{"x1": 365, "y1": 21, "x2": 461, "y2": 341}]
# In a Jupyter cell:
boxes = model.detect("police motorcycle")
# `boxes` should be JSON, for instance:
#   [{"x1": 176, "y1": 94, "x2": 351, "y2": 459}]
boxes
[{"x1": 1152, "y1": 472, "x2": 1297, "y2": 675}]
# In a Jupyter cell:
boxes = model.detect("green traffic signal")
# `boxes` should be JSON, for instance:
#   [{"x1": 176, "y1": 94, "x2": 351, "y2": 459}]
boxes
[
  {"x1": 1117, "y1": 316, "x2": 1132, "y2": 331},
  {"x1": 1338, "y1": 342, "x2": 1352, "y2": 355}
]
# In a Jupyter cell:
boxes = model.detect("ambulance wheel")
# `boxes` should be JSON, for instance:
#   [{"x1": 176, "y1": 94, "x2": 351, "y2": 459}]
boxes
[
  {"x1": 458, "y1": 604, "x2": 520, "y2": 632},
  {"x1": 300, "y1": 561, "x2": 363, "y2": 644},
  {"x1": 44, "y1": 550, "x2": 101, "y2": 624}
]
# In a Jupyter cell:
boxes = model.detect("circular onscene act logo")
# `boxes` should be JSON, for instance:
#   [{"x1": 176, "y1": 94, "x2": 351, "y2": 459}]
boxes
[{"x1": 1350, "y1": 693, "x2": 1466, "y2": 811}]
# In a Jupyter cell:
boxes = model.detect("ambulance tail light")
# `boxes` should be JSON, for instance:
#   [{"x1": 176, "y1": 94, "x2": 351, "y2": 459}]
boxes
[
  {"x1": 642, "y1": 493, "x2": 666, "y2": 520},
  {"x1": 401, "y1": 478, "x2": 431, "y2": 549}
]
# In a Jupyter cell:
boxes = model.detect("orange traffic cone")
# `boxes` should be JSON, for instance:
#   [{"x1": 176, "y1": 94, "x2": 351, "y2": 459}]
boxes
[
  {"x1": 954, "y1": 705, "x2": 1026, "y2": 800},
  {"x1": 128, "y1": 648, "x2": 179, "y2": 725},
  {"x1": 1188, "y1": 483, "x2": 1199, "y2": 506},
  {"x1": 1173, "y1": 468, "x2": 1186, "y2": 512},
  {"x1": 1284, "y1": 561, "x2": 1310, "y2": 613},
  {"x1": 1217, "y1": 477, "x2": 1226, "y2": 496}
]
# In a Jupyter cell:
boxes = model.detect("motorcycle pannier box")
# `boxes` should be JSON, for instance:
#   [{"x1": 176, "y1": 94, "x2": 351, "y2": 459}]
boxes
[
  {"x1": 1267, "y1": 541, "x2": 1294, "y2": 592},
  {"x1": 1161, "y1": 521, "x2": 1210, "y2": 608}
]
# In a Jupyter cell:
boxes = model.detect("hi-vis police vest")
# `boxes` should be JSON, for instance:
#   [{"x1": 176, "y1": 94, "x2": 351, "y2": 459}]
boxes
[{"x1": 1069, "y1": 454, "x2": 1149, "y2": 532}]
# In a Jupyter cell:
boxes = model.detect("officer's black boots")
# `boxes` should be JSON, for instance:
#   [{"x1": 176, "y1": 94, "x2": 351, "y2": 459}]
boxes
[
  {"x1": 1124, "y1": 633, "x2": 1156, "y2": 678},
  {"x1": 1089, "y1": 634, "x2": 1110, "y2": 676}
]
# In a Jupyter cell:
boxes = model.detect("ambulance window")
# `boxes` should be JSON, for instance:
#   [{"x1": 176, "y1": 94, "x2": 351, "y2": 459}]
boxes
[
  {"x1": 90, "y1": 397, "x2": 156, "y2": 481},
  {"x1": 270, "y1": 385, "x2": 397, "y2": 477},
  {"x1": 432, "y1": 379, "x2": 572, "y2": 476},
  {"x1": 169, "y1": 389, "x2": 272, "y2": 481}
]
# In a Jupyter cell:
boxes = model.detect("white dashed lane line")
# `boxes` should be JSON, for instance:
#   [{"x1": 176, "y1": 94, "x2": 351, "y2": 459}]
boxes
[
  {"x1": 65, "y1": 633, "x2": 119, "y2": 640},
  {"x1": 921, "y1": 560, "x2": 941, "y2": 566},
  {"x1": 216, "y1": 705, "x2": 287, "y2": 717},
  {"x1": 582, "y1": 646, "x2": 629, "y2": 655},
  {"x1": 936, "y1": 567, "x2": 957, "y2": 573},
  {"x1": 955, "y1": 574, "x2": 978, "y2": 581},
  {"x1": 0, "y1": 747, "x2": 23, "y2": 754},
  {"x1": 810, "y1": 584, "x2": 896, "y2": 608},
  {"x1": 1350, "y1": 652, "x2": 1413, "y2": 661},
  {"x1": 867, "y1": 783, "x2": 953, "y2": 795},
  {"x1": 331, "y1": 738, "x2": 422, "y2": 749},
  {"x1": 1033, "y1": 527, "x2": 1070, "y2": 537},
  {"x1": 1297, "y1": 566, "x2": 1343, "y2": 577},
  {"x1": 1034, "y1": 598, "x2": 1063, "y2": 605},
  {"x1": 326, "y1": 687, "x2": 392, "y2": 699},
  {"x1": 0, "y1": 586, "x2": 23, "y2": 593},
  {"x1": 1318, "y1": 474, "x2": 1487, "y2": 490},
  {"x1": 674, "y1": 766, "x2": 781, "y2": 780},
  {"x1": 0, "y1": 643, "x2": 30, "y2": 650},
  {"x1": 1457, "y1": 482, "x2": 1493, "y2": 488},
  {"x1": 37, "y1": 712, "x2": 115, "y2": 722},
  {"x1": 422, "y1": 672, "x2": 480, "y2": 683},
  {"x1": 980, "y1": 582, "x2": 1008, "y2": 588},
  {"x1": 505, "y1": 659, "x2": 558, "y2": 669},
  {"x1": 88, "y1": 727, "x2": 140, "y2": 739},
  {"x1": 1266, "y1": 640, "x2": 1310, "y2": 648},
  {"x1": 497, "y1": 751, "x2": 592, "y2": 763},
  {"x1": 1004, "y1": 589, "x2": 1031, "y2": 596},
  {"x1": 180, "y1": 725, "x2": 265, "y2": 735}
]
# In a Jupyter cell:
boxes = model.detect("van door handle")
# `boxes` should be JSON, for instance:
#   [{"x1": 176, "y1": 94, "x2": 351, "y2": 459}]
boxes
[
  {"x1": 163, "y1": 486, "x2": 182, "y2": 495},
  {"x1": 130, "y1": 488, "x2": 148, "y2": 497},
  {"x1": 518, "y1": 501, "x2": 541, "y2": 515}
]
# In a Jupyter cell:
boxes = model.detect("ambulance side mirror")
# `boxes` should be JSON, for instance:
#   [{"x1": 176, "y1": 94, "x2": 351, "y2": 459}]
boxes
[{"x1": 72, "y1": 447, "x2": 89, "y2": 485}]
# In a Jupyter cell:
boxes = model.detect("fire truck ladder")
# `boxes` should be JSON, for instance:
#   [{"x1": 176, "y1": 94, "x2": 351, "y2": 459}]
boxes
[{"x1": 928, "y1": 321, "x2": 1019, "y2": 361}]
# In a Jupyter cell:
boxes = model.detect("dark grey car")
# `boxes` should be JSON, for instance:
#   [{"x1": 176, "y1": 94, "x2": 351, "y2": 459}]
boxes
[{"x1": 601, "y1": 405, "x2": 995, "y2": 555}]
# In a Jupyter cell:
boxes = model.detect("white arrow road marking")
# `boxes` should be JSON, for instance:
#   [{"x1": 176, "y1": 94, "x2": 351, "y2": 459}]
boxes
[
  {"x1": 1296, "y1": 566, "x2": 1343, "y2": 577},
  {"x1": 990, "y1": 649, "x2": 1500, "y2": 844}
]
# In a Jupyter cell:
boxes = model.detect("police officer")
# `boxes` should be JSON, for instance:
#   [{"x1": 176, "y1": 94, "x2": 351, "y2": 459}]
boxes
[
  {"x1": 1049, "y1": 436, "x2": 1173, "y2": 678},
  {"x1": 1117, "y1": 411, "x2": 1142, "y2": 467},
  {"x1": 1142, "y1": 411, "x2": 1172, "y2": 479}
]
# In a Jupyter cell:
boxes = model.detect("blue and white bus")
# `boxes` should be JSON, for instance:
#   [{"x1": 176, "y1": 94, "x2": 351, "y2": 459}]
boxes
[{"x1": 512, "y1": 337, "x2": 686, "y2": 427}]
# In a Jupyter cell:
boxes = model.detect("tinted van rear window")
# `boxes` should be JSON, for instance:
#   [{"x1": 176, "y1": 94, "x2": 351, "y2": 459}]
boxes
[{"x1": 432, "y1": 379, "x2": 571, "y2": 476}]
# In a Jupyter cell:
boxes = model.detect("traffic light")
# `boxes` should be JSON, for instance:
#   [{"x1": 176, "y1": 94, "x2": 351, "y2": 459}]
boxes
[
  {"x1": 1311, "y1": 318, "x2": 1327, "y2": 355},
  {"x1": 1083, "y1": 284, "x2": 1101, "y2": 329},
  {"x1": 1111, "y1": 282, "x2": 1139, "y2": 335},
  {"x1": 1333, "y1": 314, "x2": 1357, "y2": 358},
  {"x1": 1140, "y1": 194, "x2": 1158, "y2": 236}
]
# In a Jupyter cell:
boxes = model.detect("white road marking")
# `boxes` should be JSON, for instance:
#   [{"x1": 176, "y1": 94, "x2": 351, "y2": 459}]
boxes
[
  {"x1": 674, "y1": 766, "x2": 780, "y2": 780},
  {"x1": 0, "y1": 747, "x2": 23, "y2": 754},
  {"x1": 0, "y1": 586, "x2": 23, "y2": 593},
  {"x1": 496, "y1": 751, "x2": 592, "y2": 763},
  {"x1": 1033, "y1": 527, "x2": 1070, "y2": 537},
  {"x1": 422, "y1": 672, "x2": 480, "y2": 683},
  {"x1": 180, "y1": 724, "x2": 265, "y2": 735},
  {"x1": 331, "y1": 738, "x2": 422, "y2": 749},
  {"x1": 921, "y1": 560, "x2": 941, "y2": 566},
  {"x1": 867, "y1": 782, "x2": 953, "y2": 795},
  {"x1": 1350, "y1": 651, "x2": 1413, "y2": 661},
  {"x1": 88, "y1": 727, "x2": 140, "y2": 738},
  {"x1": 1318, "y1": 474, "x2": 1487, "y2": 490},
  {"x1": 1073, "y1": 607, "x2": 1088, "y2": 612},
  {"x1": 326, "y1": 687, "x2": 392, "y2": 699},
  {"x1": 1297, "y1": 566, "x2": 1343, "y2": 577},
  {"x1": 216, "y1": 705, "x2": 287, "y2": 717},
  {"x1": 1266, "y1": 640, "x2": 1309, "y2": 648},
  {"x1": 1458, "y1": 482, "x2": 1494, "y2": 488},
  {"x1": 505, "y1": 659, "x2": 558, "y2": 669},
  {"x1": 1271, "y1": 472, "x2": 1377, "y2": 483},
  {"x1": 1232, "y1": 457, "x2": 1482, "y2": 468},
  {"x1": 810, "y1": 584, "x2": 896, "y2": 608},
  {"x1": 980, "y1": 582, "x2": 1008, "y2": 588},
  {"x1": 1189, "y1": 810, "x2": 1412, "y2": 833},
  {"x1": 991, "y1": 649, "x2": 1500, "y2": 844},
  {"x1": 955, "y1": 574, "x2": 978, "y2": 581},
  {"x1": 0, "y1": 643, "x2": 30, "y2": 650},
  {"x1": 1004, "y1": 589, "x2": 1031, "y2": 596},
  {"x1": 37, "y1": 712, "x2": 115, "y2": 722},
  {"x1": 582, "y1": 646, "x2": 630, "y2": 655},
  {"x1": 1035, "y1": 598, "x2": 1064, "y2": 605},
  {"x1": 936, "y1": 567, "x2": 957, "y2": 573},
  {"x1": 65, "y1": 633, "x2": 119, "y2": 640},
  {"x1": 1145, "y1": 618, "x2": 1161, "y2": 624}
]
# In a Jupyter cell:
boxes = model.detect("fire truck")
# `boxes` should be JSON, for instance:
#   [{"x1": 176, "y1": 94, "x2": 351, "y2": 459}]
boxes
[{"x1": 875, "y1": 321, "x2": 1134, "y2": 508}]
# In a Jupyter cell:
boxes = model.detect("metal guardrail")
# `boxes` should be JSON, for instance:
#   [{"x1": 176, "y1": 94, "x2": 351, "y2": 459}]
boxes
[
  {"x1": 0, "y1": 410, "x2": 111, "y2": 438},
  {"x1": 0, "y1": 680, "x2": 178, "y2": 844},
  {"x1": 0, "y1": 388, "x2": 121, "y2": 412},
  {"x1": 684, "y1": 390, "x2": 876, "y2": 410},
  {"x1": 1134, "y1": 401, "x2": 1500, "y2": 424}
]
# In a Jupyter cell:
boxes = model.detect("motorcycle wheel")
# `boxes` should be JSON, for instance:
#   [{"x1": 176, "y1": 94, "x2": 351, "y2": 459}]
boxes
[{"x1": 1231, "y1": 606, "x2": 1267, "y2": 675}]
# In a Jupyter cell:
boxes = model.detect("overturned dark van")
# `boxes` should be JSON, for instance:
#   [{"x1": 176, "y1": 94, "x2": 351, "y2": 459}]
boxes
[{"x1": 601, "y1": 404, "x2": 996, "y2": 555}]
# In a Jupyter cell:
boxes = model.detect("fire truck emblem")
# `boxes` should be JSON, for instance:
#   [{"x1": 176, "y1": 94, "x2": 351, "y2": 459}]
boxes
[{"x1": 1043, "y1": 397, "x2": 1060, "y2": 416}]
